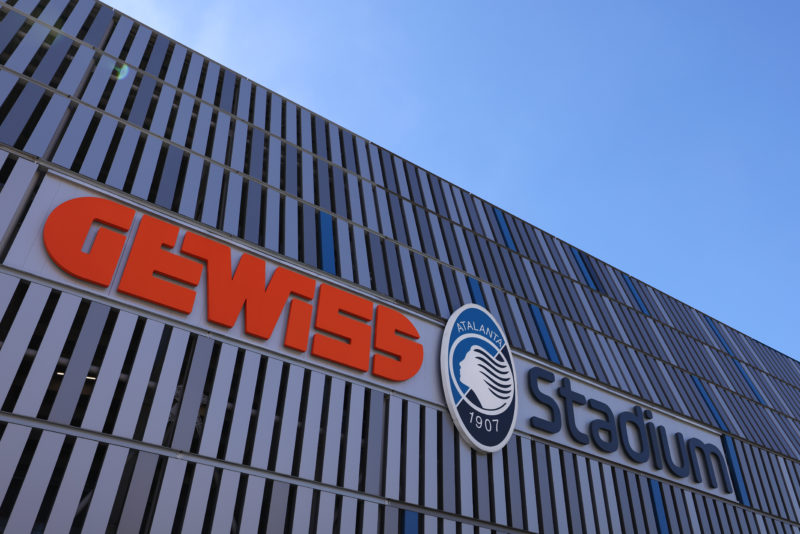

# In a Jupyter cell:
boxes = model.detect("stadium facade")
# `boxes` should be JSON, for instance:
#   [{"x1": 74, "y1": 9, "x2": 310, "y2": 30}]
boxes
[{"x1": 0, "y1": 1, "x2": 799, "y2": 532}]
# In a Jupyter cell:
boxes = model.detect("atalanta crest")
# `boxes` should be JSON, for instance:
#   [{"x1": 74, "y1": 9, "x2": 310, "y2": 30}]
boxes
[{"x1": 441, "y1": 304, "x2": 518, "y2": 452}]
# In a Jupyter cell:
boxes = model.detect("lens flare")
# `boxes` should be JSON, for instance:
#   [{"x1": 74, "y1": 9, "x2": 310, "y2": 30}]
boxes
[{"x1": 112, "y1": 64, "x2": 130, "y2": 80}]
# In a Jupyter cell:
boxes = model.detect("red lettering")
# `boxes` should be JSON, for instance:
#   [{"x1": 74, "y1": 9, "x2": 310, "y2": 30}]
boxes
[
  {"x1": 44, "y1": 197, "x2": 424, "y2": 381},
  {"x1": 283, "y1": 297, "x2": 314, "y2": 351},
  {"x1": 372, "y1": 305, "x2": 423, "y2": 381},
  {"x1": 261, "y1": 267, "x2": 316, "y2": 350},
  {"x1": 311, "y1": 284, "x2": 372, "y2": 371},
  {"x1": 181, "y1": 231, "x2": 315, "y2": 347},
  {"x1": 118, "y1": 215, "x2": 203, "y2": 313},
  {"x1": 43, "y1": 196, "x2": 134, "y2": 286},
  {"x1": 181, "y1": 232, "x2": 267, "y2": 329}
]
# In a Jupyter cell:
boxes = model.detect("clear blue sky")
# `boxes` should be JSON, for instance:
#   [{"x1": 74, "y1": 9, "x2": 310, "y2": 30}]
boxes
[{"x1": 110, "y1": 0, "x2": 800, "y2": 361}]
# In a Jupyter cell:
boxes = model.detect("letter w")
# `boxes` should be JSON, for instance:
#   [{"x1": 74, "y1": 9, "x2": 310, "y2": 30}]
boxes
[{"x1": 182, "y1": 233, "x2": 316, "y2": 345}]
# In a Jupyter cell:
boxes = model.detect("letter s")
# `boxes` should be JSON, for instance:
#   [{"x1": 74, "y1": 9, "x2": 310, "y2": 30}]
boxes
[
  {"x1": 372, "y1": 305, "x2": 423, "y2": 381},
  {"x1": 43, "y1": 196, "x2": 135, "y2": 286},
  {"x1": 311, "y1": 284, "x2": 373, "y2": 371}
]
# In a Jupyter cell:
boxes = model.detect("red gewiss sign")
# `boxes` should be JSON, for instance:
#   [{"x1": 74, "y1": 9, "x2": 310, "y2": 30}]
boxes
[{"x1": 42, "y1": 196, "x2": 423, "y2": 381}]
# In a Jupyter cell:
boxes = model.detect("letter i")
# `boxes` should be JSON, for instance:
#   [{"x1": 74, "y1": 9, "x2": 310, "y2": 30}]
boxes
[{"x1": 645, "y1": 410, "x2": 663, "y2": 470}]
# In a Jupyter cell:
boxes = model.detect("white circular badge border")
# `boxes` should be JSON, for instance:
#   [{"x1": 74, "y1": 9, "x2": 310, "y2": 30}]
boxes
[{"x1": 440, "y1": 303, "x2": 519, "y2": 454}]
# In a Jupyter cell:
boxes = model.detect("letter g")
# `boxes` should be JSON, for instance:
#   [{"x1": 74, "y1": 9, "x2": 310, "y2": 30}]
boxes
[{"x1": 43, "y1": 196, "x2": 135, "y2": 287}]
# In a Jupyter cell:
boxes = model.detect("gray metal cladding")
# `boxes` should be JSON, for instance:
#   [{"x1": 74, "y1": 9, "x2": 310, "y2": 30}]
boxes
[
  {"x1": 1, "y1": 0, "x2": 800, "y2": 531},
  {"x1": 0, "y1": 276, "x2": 685, "y2": 531},
  {"x1": 0, "y1": 416, "x2": 781, "y2": 533}
]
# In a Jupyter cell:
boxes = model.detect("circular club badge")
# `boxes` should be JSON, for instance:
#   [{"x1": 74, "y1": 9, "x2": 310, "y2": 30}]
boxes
[{"x1": 441, "y1": 304, "x2": 518, "y2": 453}]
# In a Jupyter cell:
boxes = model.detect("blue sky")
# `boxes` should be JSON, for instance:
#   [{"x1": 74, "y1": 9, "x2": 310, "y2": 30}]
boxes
[{"x1": 110, "y1": 1, "x2": 800, "y2": 360}]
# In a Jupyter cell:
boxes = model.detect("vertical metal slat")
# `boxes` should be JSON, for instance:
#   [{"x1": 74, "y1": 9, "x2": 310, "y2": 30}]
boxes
[
  {"x1": 42, "y1": 438, "x2": 98, "y2": 534},
  {"x1": 112, "y1": 320, "x2": 165, "y2": 439},
  {"x1": 2, "y1": 431, "x2": 65, "y2": 533},
  {"x1": 0, "y1": 283, "x2": 50, "y2": 404}
]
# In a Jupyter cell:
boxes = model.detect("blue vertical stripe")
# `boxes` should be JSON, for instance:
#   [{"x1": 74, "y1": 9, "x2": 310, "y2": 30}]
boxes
[
  {"x1": 691, "y1": 376, "x2": 728, "y2": 431},
  {"x1": 493, "y1": 206, "x2": 517, "y2": 252},
  {"x1": 623, "y1": 273, "x2": 650, "y2": 316},
  {"x1": 401, "y1": 510, "x2": 418, "y2": 534},
  {"x1": 318, "y1": 212, "x2": 336, "y2": 275},
  {"x1": 467, "y1": 277, "x2": 485, "y2": 307},
  {"x1": 692, "y1": 375, "x2": 751, "y2": 506},
  {"x1": 730, "y1": 359, "x2": 766, "y2": 404},
  {"x1": 583, "y1": 254, "x2": 604, "y2": 293},
  {"x1": 648, "y1": 479, "x2": 671, "y2": 534},
  {"x1": 704, "y1": 315, "x2": 735, "y2": 355},
  {"x1": 721, "y1": 435, "x2": 752, "y2": 507},
  {"x1": 704, "y1": 316, "x2": 766, "y2": 404},
  {"x1": 570, "y1": 246, "x2": 602, "y2": 292},
  {"x1": 529, "y1": 303, "x2": 561, "y2": 365}
]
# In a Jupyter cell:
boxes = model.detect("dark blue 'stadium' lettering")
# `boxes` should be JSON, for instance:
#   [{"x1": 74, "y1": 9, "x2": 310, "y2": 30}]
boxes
[{"x1": 528, "y1": 366, "x2": 733, "y2": 493}]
